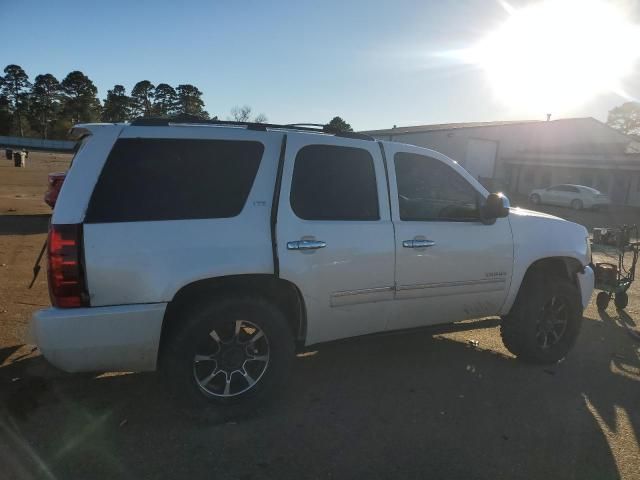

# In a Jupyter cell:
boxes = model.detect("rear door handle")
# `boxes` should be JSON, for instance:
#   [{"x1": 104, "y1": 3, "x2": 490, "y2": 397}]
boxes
[
  {"x1": 402, "y1": 239, "x2": 435, "y2": 248},
  {"x1": 287, "y1": 240, "x2": 327, "y2": 250}
]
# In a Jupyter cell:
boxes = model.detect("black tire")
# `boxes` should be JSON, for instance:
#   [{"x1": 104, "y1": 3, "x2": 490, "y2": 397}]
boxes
[
  {"x1": 614, "y1": 291, "x2": 628, "y2": 310},
  {"x1": 530, "y1": 194, "x2": 541, "y2": 205},
  {"x1": 596, "y1": 291, "x2": 610, "y2": 311},
  {"x1": 162, "y1": 294, "x2": 295, "y2": 413},
  {"x1": 501, "y1": 272, "x2": 583, "y2": 364},
  {"x1": 571, "y1": 199, "x2": 583, "y2": 210}
]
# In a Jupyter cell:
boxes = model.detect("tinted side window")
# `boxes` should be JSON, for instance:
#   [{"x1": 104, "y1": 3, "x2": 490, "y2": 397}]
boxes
[
  {"x1": 394, "y1": 152, "x2": 479, "y2": 221},
  {"x1": 86, "y1": 138, "x2": 264, "y2": 223},
  {"x1": 290, "y1": 145, "x2": 379, "y2": 221}
]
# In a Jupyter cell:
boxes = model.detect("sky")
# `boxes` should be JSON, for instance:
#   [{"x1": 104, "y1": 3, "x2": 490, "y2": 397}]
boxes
[{"x1": 2, "y1": 0, "x2": 639, "y2": 130}]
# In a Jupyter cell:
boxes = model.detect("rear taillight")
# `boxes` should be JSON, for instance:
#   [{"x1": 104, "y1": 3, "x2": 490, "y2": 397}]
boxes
[{"x1": 47, "y1": 224, "x2": 89, "y2": 308}]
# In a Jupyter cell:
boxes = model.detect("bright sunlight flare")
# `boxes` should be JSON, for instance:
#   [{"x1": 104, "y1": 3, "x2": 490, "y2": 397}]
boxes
[{"x1": 459, "y1": 0, "x2": 640, "y2": 113}]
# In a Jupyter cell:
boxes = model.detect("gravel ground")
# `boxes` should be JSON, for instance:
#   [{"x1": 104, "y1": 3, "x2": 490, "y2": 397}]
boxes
[{"x1": 0, "y1": 152, "x2": 638, "y2": 479}]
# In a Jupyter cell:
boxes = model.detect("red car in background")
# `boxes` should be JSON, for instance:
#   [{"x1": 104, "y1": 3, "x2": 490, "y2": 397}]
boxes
[{"x1": 44, "y1": 172, "x2": 66, "y2": 208}]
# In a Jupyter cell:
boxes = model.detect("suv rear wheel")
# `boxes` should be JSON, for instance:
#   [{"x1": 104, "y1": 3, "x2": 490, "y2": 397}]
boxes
[
  {"x1": 162, "y1": 295, "x2": 294, "y2": 411},
  {"x1": 501, "y1": 272, "x2": 582, "y2": 364}
]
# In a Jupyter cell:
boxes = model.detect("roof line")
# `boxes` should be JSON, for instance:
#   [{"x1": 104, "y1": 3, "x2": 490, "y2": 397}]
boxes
[
  {"x1": 585, "y1": 116, "x2": 636, "y2": 142},
  {"x1": 129, "y1": 115, "x2": 375, "y2": 141},
  {"x1": 360, "y1": 117, "x2": 599, "y2": 136}
]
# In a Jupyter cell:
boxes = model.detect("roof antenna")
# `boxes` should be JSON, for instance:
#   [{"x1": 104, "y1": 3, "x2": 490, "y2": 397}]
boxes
[{"x1": 546, "y1": 113, "x2": 551, "y2": 121}]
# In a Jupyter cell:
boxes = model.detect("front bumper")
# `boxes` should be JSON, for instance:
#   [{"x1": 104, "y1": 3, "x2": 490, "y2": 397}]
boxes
[
  {"x1": 29, "y1": 303, "x2": 166, "y2": 372},
  {"x1": 577, "y1": 265, "x2": 595, "y2": 310}
]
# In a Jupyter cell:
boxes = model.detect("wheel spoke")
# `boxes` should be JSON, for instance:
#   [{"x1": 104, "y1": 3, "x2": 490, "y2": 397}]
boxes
[
  {"x1": 194, "y1": 354, "x2": 215, "y2": 362},
  {"x1": 242, "y1": 369, "x2": 256, "y2": 388},
  {"x1": 248, "y1": 354, "x2": 269, "y2": 363},
  {"x1": 549, "y1": 330, "x2": 560, "y2": 343},
  {"x1": 200, "y1": 367, "x2": 222, "y2": 386},
  {"x1": 246, "y1": 330, "x2": 264, "y2": 344},
  {"x1": 234, "y1": 320, "x2": 243, "y2": 339},
  {"x1": 209, "y1": 330, "x2": 221, "y2": 343},
  {"x1": 540, "y1": 332, "x2": 549, "y2": 349},
  {"x1": 223, "y1": 373, "x2": 232, "y2": 395},
  {"x1": 552, "y1": 317, "x2": 567, "y2": 326}
]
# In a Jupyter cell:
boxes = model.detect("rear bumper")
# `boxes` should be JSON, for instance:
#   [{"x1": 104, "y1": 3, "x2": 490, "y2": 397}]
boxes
[
  {"x1": 30, "y1": 303, "x2": 166, "y2": 372},
  {"x1": 577, "y1": 265, "x2": 595, "y2": 310}
]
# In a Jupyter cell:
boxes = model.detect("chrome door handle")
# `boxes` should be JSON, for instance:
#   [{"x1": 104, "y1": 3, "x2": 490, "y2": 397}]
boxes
[
  {"x1": 402, "y1": 239, "x2": 435, "y2": 248},
  {"x1": 287, "y1": 240, "x2": 327, "y2": 250}
]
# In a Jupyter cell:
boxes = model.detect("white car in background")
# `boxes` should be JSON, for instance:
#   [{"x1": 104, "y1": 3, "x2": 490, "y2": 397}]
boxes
[{"x1": 529, "y1": 184, "x2": 610, "y2": 210}]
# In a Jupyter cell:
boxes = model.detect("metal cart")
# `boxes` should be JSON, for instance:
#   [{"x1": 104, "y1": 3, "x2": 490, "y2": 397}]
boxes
[{"x1": 591, "y1": 225, "x2": 639, "y2": 310}]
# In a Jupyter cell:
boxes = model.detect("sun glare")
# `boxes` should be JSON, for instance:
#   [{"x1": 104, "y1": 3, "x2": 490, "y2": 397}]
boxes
[{"x1": 462, "y1": 0, "x2": 640, "y2": 113}]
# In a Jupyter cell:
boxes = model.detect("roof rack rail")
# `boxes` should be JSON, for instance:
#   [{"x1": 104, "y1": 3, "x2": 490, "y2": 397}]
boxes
[
  {"x1": 283, "y1": 123, "x2": 325, "y2": 129},
  {"x1": 129, "y1": 116, "x2": 374, "y2": 141}
]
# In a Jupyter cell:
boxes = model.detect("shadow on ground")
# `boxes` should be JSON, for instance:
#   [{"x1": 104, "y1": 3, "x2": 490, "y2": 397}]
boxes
[
  {"x1": 0, "y1": 214, "x2": 50, "y2": 236},
  {"x1": 0, "y1": 316, "x2": 637, "y2": 480}
]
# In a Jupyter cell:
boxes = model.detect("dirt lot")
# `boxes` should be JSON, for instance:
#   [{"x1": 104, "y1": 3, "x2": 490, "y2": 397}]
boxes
[{"x1": 0, "y1": 152, "x2": 639, "y2": 479}]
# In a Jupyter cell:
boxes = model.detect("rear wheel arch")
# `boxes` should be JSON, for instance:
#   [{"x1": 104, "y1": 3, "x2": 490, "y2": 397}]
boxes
[{"x1": 158, "y1": 274, "x2": 307, "y2": 362}]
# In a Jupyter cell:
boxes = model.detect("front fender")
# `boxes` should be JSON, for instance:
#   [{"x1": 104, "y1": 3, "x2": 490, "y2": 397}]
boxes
[{"x1": 500, "y1": 208, "x2": 590, "y2": 314}]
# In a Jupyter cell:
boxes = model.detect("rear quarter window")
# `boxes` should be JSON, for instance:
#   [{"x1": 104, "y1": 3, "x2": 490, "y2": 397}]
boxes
[{"x1": 85, "y1": 138, "x2": 264, "y2": 223}]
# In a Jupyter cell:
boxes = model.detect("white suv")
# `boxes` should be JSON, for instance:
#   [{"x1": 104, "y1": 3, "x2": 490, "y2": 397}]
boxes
[{"x1": 31, "y1": 118, "x2": 594, "y2": 410}]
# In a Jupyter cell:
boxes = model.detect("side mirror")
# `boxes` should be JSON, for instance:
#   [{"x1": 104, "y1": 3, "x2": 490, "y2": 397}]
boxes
[{"x1": 481, "y1": 192, "x2": 510, "y2": 224}]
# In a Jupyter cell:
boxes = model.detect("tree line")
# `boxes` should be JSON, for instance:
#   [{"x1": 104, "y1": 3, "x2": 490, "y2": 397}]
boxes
[
  {"x1": 11, "y1": 59, "x2": 637, "y2": 140},
  {"x1": 607, "y1": 101, "x2": 640, "y2": 138},
  {"x1": 0, "y1": 64, "x2": 214, "y2": 139},
  {"x1": 0, "y1": 63, "x2": 353, "y2": 140}
]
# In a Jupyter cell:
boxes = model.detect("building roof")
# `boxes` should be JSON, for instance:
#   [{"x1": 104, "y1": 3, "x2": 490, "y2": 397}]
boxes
[
  {"x1": 505, "y1": 152, "x2": 640, "y2": 169},
  {"x1": 361, "y1": 117, "x2": 598, "y2": 136}
]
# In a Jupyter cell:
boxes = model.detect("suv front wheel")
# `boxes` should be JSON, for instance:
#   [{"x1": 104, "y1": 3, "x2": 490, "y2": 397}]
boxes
[
  {"x1": 162, "y1": 295, "x2": 295, "y2": 411},
  {"x1": 500, "y1": 272, "x2": 582, "y2": 364}
]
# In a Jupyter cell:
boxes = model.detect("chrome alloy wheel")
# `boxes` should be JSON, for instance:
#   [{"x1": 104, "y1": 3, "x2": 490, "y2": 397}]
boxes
[
  {"x1": 536, "y1": 295, "x2": 569, "y2": 350},
  {"x1": 193, "y1": 320, "x2": 270, "y2": 398}
]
